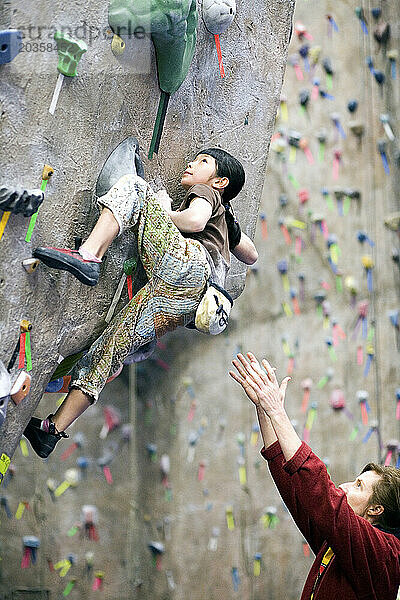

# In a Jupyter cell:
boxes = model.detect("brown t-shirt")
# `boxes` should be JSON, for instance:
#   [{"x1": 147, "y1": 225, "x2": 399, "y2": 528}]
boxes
[{"x1": 178, "y1": 183, "x2": 230, "y2": 265}]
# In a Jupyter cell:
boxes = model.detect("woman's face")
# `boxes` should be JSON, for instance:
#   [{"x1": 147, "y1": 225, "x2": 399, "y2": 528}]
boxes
[{"x1": 339, "y1": 470, "x2": 382, "y2": 518}]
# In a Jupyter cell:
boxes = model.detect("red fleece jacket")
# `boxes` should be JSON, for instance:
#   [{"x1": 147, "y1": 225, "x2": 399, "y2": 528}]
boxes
[{"x1": 261, "y1": 441, "x2": 400, "y2": 600}]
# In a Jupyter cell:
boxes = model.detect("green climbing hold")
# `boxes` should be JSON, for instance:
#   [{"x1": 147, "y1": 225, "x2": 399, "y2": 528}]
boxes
[
  {"x1": 50, "y1": 350, "x2": 86, "y2": 380},
  {"x1": 54, "y1": 31, "x2": 88, "y2": 77},
  {"x1": 124, "y1": 257, "x2": 138, "y2": 277},
  {"x1": 109, "y1": 0, "x2": 198, "y2": 157},
  {"x1": 108, "y1": 0, "x2": 198, "y2": 94}
]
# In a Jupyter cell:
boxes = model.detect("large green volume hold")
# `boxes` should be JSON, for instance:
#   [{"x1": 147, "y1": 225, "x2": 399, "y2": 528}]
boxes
[{"x1": 108, "y1": 0, "x2": 198, "y2": 94}]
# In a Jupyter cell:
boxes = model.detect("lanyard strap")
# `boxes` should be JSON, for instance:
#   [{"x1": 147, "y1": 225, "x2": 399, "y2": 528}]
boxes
[{"x1": 310, "y1": 547, "x2": 334, "y2": 599}]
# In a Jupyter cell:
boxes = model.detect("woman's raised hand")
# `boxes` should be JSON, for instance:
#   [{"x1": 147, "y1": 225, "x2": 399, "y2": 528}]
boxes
[
  {"x1": 230, "y1": 353, "x2": 263, "y2": 406},
  {"x1": 229, "y1": 352, "x2": 290, "y2": 416}
]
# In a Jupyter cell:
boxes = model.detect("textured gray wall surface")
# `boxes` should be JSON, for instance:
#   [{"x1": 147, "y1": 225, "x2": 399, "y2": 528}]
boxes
[{"x1": 0, "y1": 0, "x2": 295, "y2": 462}]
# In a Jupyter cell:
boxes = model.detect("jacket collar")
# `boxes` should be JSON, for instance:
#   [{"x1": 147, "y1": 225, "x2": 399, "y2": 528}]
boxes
[{"x1": 375, "y1": 524, "x2": 400, "y2": 540}]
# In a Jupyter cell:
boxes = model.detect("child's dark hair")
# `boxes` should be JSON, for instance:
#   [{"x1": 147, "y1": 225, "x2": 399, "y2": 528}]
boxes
[
  {"x1": 197, "y1": 147, "x2": 245, "y2": 202},
  {"x1": 197, "y1": 147, "x2": 244, "y2": 250}
]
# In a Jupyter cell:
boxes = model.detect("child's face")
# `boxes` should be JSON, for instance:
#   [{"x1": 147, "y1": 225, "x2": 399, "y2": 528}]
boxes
[{"x1": 181, "y1": 154, "x2": 218, "y2": 189}]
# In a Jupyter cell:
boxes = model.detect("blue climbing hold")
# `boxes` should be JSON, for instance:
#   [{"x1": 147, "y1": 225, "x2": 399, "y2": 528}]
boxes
[
  {"x1": 45, "y1": 378, "x2": 64, "y2": 393},
  {"x1": 388, "y1": 310, "x2": 398, "y2": 329},
  {"x1": 374, "y1": 70, "x2": 385, "y2": 85},
  {"x1": 347, "y1": 100, "x2": 358, "y2": 113},
  {"x1": 366, "y1": 56, "x2": 374, "y2": 72},
  {"x1": 0, "y1": 30, "x2": 22, "y2": 65},
  {"x1": 279, "y1": 194, "x2": 288, "y2": 207},
  {"x1": 357, "y1": 231, "x2": 367, "y2": 244},
  {"x1": 76, "y1": 456, "x2": 90, "y2": 469}
]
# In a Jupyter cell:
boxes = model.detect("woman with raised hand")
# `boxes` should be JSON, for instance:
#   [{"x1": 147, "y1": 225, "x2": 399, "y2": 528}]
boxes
[{"x1": 230, "y1": 352, "x2": 400, "y2": 600}]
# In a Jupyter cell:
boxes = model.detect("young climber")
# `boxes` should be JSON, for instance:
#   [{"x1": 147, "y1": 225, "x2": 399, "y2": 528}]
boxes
[
  {"x1": 230, "y1": 352, "x2": 400, "y2": 600},
  {"x1": 24, "y1": 139, "x2": 258, "y2": 458}
]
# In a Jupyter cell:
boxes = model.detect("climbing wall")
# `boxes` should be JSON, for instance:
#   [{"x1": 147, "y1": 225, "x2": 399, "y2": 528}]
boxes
[
  {"x1": 0, "y1": 0, "x2": 399, "y2": 599},
  {"x1": 0, "y1": 0, "x2": 294, "y2": 463},
  {"x1": 0, "y1": 0, "x2": 295, "y2": 597}
]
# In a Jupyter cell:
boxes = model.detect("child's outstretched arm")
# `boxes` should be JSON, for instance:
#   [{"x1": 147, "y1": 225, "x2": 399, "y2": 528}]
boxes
[
  {"x1": 232, "y1": 231, "x2": 258, "y2": 265},
  {"x1": 166, "y1": 197, "x2": 212, "y2": 233}
]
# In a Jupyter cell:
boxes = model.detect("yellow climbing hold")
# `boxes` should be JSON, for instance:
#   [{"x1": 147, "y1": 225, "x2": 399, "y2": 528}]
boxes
[
  {"x1": 288, "y1": 218, "x2": 306, "y2": 230},
  {"x1": 0, "y1": 211, "x2": 11, "y2": 241},
  {"x1": 111, "y1": 34, "x2": 126, "y2": 56},
  {"x1": 362, "y1": 255, "x2": 374, "y2": 269},
  {"x1": 0, "y1": 453, "x2": 10, "y2": 485},
  {"x1": 225, "y1": 505, "x2": 235, "y2": 530},
  {"x1": 20, "y1": 439, "x2": 29, "y2": 457},
  {"x1": 15, "y1": 501, "x2": 27, "y2": 520},
  {"x1": 309, "y1": 45, "x2": 321, "y2": 65},
  {"x1": 238, "y1": 463, "x2": 247, "y2": 486},
  {"x1": 55, "y1": 481, "x2": 71, "y2": 497},
  {"x1": 54, "y1": 558, "x2": 72, "y2": 577},
  {"x1": 42, "y1": 164, "x2": 54, "y2": 181},
  {"x1": 20, "y1": 319, "x2": 32, "y2": 333}
]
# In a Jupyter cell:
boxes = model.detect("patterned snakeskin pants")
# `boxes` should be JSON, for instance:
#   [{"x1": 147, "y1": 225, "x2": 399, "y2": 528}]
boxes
[{"x1": 71, "y1": 174, "x2": 209, "y2": 402}]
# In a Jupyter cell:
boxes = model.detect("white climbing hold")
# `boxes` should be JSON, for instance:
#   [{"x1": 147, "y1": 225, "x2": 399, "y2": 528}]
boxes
[
  {"x1": 202, "y1": 0, "x2": 236, "y2": 35},
  {"x1": 160, "y1": 454, "x2": 170, "y2": 476},
  {"x1": 10, "y1": 371, "x2": 31, "y2": 405},
  {"x1": 22, "y1": 258, "x2": 40, "y2": 274},
  {"x1": 65, "y1": 468, "x2": 80, "y2": 487},
  {"x1": 0, "y1": 361, "x2": 11, "y2": 399}
]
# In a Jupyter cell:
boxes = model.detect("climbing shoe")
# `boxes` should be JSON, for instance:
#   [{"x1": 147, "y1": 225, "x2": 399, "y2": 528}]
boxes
[
  {"x1": 23, "y1": 414, "x2": 69, "y2": 459},
  {"x1": 96, "y1": 136, "x2": 145, "y2": 198},
  {"x1": 33, "y1": 246, "x2": 101, "y2": 286}
]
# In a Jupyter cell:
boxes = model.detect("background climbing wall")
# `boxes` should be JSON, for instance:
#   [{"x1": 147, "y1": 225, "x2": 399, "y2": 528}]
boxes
[{"x1": 1, "y1": 0, "x2": 400, "y2": 599}]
